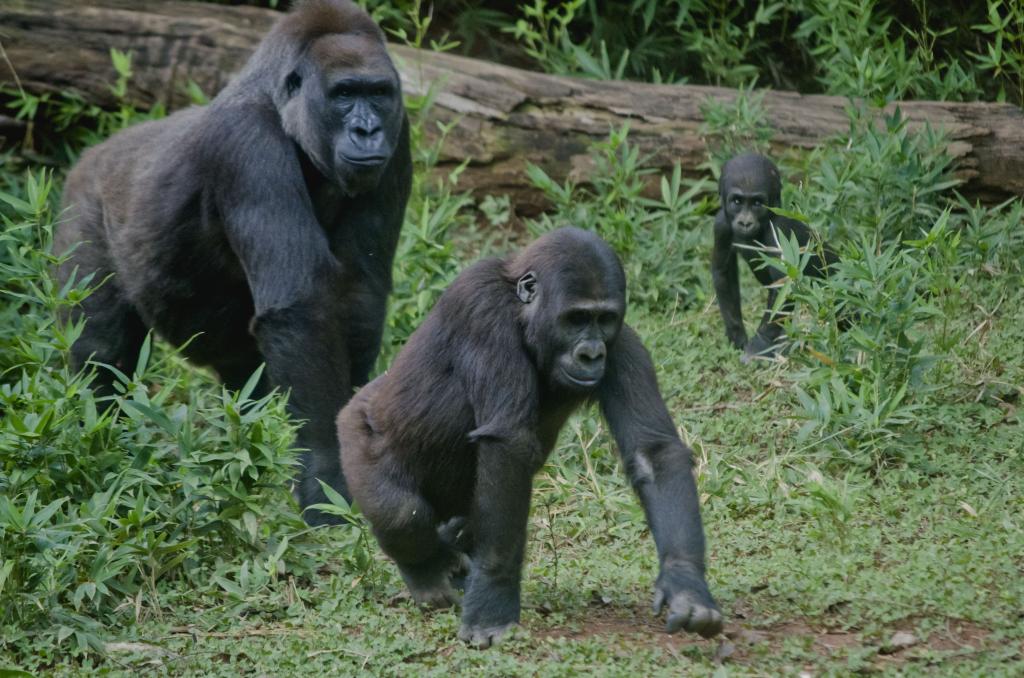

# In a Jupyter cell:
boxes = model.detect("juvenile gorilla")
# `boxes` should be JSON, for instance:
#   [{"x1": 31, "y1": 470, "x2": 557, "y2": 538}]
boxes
[
  {"x1": 711, "y1": 153, "x2": 837, "y2": 362},
  {"x1": 56, "y1": 0, "x2": 411, "y2": 524},
  {"x1": 338, "y1": 228, "x2": 723, "y2": 648}
]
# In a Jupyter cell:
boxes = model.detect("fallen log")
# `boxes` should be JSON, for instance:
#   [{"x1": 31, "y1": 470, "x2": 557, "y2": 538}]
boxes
[{"x1": 2, "y1": 0, "x2": 1022, "y2": 210}]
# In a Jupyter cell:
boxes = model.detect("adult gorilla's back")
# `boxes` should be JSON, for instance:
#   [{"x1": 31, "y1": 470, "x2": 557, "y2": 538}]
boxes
[{"x1": 56, "y1": 0, "x2": 412, "y2": 525}]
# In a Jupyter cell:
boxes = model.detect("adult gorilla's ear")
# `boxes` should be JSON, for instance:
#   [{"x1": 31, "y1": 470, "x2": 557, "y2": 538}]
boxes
[{"x1": 516, "y1": 272, "x2": 537, "y2": 304}]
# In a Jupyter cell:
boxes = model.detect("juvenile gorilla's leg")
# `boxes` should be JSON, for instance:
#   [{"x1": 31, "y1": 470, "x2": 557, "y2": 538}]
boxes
[
  {"x1": 743, "y1": 287, "x2": 790, "y2": 363},
  {"x1": 459, "y1": 448, "x2": 536, "y2": 648},
  {"x1": 365, "y1": 477, "x2": 467, "y2": 608}
]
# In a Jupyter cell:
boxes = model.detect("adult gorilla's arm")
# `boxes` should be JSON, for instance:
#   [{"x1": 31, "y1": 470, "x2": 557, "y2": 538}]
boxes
[
  {"x1": 214, "y1": 110, "x2": 352, "y2": 515},
  {"x1": 599, "y1": 326, "x2": 722, "y2": 637},
  {"x1": 334, "y1": 117, "x2": 412, "y2": 386},
  {"x1": 711, "y1": 213, "x2": 747, "y2": 349}
]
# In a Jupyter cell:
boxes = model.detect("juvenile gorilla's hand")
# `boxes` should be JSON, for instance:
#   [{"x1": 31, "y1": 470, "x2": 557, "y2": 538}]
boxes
[
  {"x1": 458, "y1": 569, "x2": 520, "y2": 649},
  {"x1": 652, "y1": 563, "x2": 723, "y2": 638}
]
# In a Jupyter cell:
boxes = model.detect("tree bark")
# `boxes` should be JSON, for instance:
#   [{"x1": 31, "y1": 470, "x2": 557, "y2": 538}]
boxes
[{"x1": 2, "y1": 0, "x2": 1022, "y2": 210}]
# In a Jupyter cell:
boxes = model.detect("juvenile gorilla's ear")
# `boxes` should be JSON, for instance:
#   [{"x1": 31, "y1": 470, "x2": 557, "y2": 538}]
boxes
[
  {"x1": 284, "y1": 71, "x2": 302, "y2": 97},
  {"x1": 516, "y1": 272, "x2": 537, "y2": 304}
]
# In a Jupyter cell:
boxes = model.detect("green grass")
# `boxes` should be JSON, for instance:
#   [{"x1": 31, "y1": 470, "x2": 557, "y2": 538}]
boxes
[{"x1": 14, "y1": 272, "x2": 1020, "y2": 676}]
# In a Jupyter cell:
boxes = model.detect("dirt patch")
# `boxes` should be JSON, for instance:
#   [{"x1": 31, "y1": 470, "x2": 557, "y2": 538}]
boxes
[
  {"x1": 919, "y1": 619, "x2": 992, "y2": 653},
  {"x1": 528, "y1": 604, "x2": 1004, "y2": 668}
]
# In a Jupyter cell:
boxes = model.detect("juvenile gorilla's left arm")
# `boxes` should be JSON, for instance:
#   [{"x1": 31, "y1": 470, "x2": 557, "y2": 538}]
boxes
[{"x1": 599, "y1": 325, "x2": 723, "y2": 637}]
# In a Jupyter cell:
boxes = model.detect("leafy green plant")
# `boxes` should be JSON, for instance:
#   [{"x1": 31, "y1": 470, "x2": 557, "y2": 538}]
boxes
[
  {"x1": 0, "y1": 173, "x2": 317, "y2": 657},
  {"x1": 503, "y1": 0, "x2": 587, "y2": 77},
  {"x1": 773, "y1": 216, "x2": 966, "y2": 470},
  {"x1": 3, "y1": 49, "x2": 164, "y2": 163},
  {"x1": 525, "y1": 125, "x2": 714, "y2": 309},
  {"x1": 698, "y1": 87, "x2": 775, "y2": 174},
  {"x1": 790, "y1": 107, "x2": 958, "y2": 243},
  {"x1": 971, "y1": 0, "x2": 1024, "y2": 106}
]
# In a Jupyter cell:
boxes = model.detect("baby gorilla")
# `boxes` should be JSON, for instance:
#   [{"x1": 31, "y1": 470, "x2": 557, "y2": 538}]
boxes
[
  {"x1": 711, "y1": 153, "x2": 838, "y2": 362},
  {"x1": 338, "y1": 227, "x2": 722, "y2": 648}
]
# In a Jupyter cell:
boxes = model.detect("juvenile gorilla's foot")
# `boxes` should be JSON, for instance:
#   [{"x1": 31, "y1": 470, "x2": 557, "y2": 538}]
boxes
[
  {"x1": 457, "y1": 621, "x2": 517, "y2": 649},
  {"x1": 399, "y1": 548, "x2": 469, "y2": 609},
  {"x1": 652, "y1": 563, "x2": 724, "y2": 638}
]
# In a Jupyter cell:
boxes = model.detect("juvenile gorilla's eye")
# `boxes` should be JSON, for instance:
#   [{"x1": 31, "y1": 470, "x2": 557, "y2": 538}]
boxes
[
  {"x1": 731, "y1": 196, "x2": 742, "y2": 205},
  {"x1": 753, "y1": 199, "x2": 763, "y2": 207},
  {"x1": 565, "y1": 310, "x2": 590, "y2": 327}
]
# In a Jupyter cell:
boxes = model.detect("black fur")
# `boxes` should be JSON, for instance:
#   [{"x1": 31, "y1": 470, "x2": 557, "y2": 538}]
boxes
[
  {"x1": 338, "y1": 227, "x2": 723, "y2": 647},
  {"x1": 711, "y1": 152, "x2": 838, "y2": 361},
  {"x1": 56, "y1": 0, "x2": 412, "y2": 525}
]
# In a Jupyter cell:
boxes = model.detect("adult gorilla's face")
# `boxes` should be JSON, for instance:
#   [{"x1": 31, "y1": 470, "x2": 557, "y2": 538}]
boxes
[{"x1": 281, "y1": 33, "x2": 404, "y2": 195}]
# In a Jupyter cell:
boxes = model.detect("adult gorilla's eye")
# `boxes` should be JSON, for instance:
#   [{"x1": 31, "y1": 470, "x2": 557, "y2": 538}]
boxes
[
  {"x1": 753, "y1": 199, "x2": 763, "y2": 207},
  {"x1": 731, "y1": 196, "x2": 742, "y2": 205},
  {"x1": 598, "y1": 312, "x2": 618, "y2": 326}
]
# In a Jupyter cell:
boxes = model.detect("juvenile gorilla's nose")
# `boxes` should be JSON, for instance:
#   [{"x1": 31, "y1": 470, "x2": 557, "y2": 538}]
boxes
[
  {"x1": 574, "y1": 341, "x2": 606, "y2": 365},
  {"x1": 353, "y1": 121, "x2": 382, "y2": 138}
]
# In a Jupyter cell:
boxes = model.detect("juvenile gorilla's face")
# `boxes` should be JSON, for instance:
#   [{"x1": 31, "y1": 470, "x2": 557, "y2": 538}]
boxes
[
  {"x1": 551, "y1": 299, "x2": 623, "y2": 391},
  {"x1": 719, "y1": 153, "x2": 782, "y2": 243},
  {"x1": 282, "y1": 34, "x2": 403, "y2": 194},
  {"x1": 518, "y1": 271, "x2": 624, "y2": 392},
  {"x1": 724, "y1": 184, "x2": 771, "y2": 241}
]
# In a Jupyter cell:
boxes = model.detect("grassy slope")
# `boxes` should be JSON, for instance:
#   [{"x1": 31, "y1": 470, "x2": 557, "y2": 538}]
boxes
[{"x1": 45, "y1": 269, "x2": 1021, "y2": 677}]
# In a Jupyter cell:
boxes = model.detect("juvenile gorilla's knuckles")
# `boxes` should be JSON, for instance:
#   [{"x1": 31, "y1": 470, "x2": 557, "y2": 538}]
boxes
[
  {"x1": 653, "y1": 565, "x2": 723, "y2": 638},
  {"x1": 459, "y1": 573, "x2": 521, "y2": 648},
  {"x1": 457, "y1": 621, "x2": 518, "y2": 649}
]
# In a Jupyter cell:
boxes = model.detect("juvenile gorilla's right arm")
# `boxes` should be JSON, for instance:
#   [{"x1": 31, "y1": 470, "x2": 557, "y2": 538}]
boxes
[{"x1": 599, "y1": 326, "x2": 723, "y2": 637}]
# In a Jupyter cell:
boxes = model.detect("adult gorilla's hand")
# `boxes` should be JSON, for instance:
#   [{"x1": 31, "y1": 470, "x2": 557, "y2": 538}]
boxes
[{"x1": 652, "y1": 562, "x2": 723, "y2": 638}]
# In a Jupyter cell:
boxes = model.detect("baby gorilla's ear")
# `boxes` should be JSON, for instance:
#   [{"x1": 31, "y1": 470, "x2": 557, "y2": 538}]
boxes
[{"x1": 516, "y1": 272, "x2": 538, "y2": 303}]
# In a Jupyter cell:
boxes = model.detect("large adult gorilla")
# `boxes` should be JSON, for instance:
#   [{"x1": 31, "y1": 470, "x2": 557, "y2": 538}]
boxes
[{"x1": 56, "y1": 0, "x2": 411, "y2": 524}]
